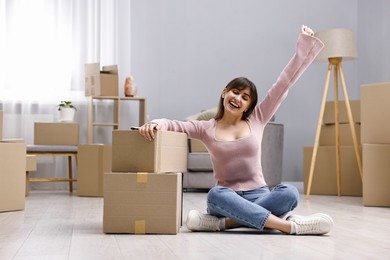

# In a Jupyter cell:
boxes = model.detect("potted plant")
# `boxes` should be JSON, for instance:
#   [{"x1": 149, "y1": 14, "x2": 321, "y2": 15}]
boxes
[{"x1": 57, "y1": 101, "x2": 77, "y2": 122}]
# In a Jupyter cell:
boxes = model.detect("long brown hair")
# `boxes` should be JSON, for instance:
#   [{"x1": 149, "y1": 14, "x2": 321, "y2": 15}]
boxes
[{"x1": 214, "y1": 77, "x2": 258, "y2": 120}]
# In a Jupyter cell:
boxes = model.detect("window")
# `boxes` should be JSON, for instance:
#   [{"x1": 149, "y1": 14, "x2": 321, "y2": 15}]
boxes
[{"x1": 0, "y1": 0, "x2": 118, "y2": 102}]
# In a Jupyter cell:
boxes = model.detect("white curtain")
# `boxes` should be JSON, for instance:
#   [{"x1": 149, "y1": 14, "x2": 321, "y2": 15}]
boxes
[{"x1": 0, "y1": 0, "x2": 125, "y2": 190}]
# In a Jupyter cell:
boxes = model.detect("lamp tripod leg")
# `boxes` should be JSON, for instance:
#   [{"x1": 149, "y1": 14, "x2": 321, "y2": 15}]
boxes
[
  {"x1": 333, "y1": 65, "x2": 341, "y2": 196},
  {"x1": 306, "y1": 63, "x2": 333, "y2": 199},
  {"x1": 338, "y1": 65, "x2": 363, "y2": 179}
]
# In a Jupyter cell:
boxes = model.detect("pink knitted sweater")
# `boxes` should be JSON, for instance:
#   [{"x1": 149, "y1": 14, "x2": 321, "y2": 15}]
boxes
[{"x1": 153, "y1": 34, "x2": 324, "y2": 191}]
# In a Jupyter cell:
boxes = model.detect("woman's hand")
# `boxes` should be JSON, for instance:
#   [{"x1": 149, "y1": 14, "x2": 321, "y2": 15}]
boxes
[
  {"x1": 138, "y1": 122, "x2": 159, "y2": 141},
  {"x1": 301, "y1": 25, "x2": 314, "y2": 37}
]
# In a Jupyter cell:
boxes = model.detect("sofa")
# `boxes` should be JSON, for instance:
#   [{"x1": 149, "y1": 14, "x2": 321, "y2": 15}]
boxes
[{"x1": 182, "y1": 108, "x2": 284, "y2": 190}]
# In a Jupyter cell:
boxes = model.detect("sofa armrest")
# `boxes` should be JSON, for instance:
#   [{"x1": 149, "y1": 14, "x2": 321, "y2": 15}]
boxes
[{"x1": 262, "y1": 122, "x2": 284, "y2": 187}]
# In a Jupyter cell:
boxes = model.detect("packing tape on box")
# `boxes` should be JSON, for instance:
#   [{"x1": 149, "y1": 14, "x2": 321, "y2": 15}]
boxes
[
  {"x1": 137, "y1": 172, "x2": 148, "y2": 183},
  {"x1": 134, "y1": 220, "x2": 146, "y2": 234}
]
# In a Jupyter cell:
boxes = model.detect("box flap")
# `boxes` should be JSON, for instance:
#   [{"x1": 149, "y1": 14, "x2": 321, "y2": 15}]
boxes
[
  {"x1": 102, "y1": 65, "x2": 118, "y2": 75},
  {"x1": 85, "y1": 63, "x2": 100, "y2": 76}
]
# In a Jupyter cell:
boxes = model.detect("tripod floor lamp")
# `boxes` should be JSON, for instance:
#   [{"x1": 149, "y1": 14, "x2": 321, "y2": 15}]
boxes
[{"x1": 306, "y1": 28, "x2": 362, "y2": 199}]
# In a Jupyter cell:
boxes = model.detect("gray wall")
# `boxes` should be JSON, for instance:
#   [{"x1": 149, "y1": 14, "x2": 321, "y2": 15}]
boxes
[
  {"x1": 357, "y1": 1, "x2": 390, "y2": 85},
  {"x1": 128, "y1": 0, "x2": 390, "y2": 181}
]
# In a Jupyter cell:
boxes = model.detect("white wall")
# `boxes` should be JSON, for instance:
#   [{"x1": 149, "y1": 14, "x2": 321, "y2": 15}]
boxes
[{"x1": 127, "y1": 0, "x2": 389, "y2": 181}]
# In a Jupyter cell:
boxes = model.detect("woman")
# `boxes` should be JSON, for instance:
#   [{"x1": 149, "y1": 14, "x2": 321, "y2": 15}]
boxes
[{"x1": 139, "y1": 25, "x2": 333, "y2": 235}]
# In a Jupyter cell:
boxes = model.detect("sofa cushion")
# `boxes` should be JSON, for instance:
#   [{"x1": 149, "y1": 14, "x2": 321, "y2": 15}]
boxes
[{"x1": 26, "y1": 145, "x2": 78, "y2": 153}]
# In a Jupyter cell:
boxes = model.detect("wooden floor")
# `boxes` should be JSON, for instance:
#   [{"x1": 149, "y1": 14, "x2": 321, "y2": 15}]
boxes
[{"x1": 1, "y1": 183, "x2": 389, "y2": 260}]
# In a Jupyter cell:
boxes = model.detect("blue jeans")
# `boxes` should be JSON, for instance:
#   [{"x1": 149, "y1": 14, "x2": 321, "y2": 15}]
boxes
[{"x1": 207, "y1": 183, "x2": 299, "y2": 230}]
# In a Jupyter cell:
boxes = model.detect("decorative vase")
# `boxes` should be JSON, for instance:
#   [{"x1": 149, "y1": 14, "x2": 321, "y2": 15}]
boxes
[
  {"x1": 124, "y1": 76, "x2": 138, "y2": 97},
  {"x1": 59, "y1": 108, "x2": 76, "y2": 122}
]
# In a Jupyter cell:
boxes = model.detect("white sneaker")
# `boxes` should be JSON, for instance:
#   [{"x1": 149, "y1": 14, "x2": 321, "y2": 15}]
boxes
[
  {"x1": 287, "y1": 213, "x2": 334, "y2": 235},
  {"x1": 186, "y1": 210, "x2": 221, "y2": 232},
  {"x1": 287, "y1": 213, "x2": 333, "y2": 223}
]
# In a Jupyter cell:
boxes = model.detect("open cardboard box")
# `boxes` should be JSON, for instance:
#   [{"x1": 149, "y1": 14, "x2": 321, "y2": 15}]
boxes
[{"x1": 85, "y1": 63, "x2": 119, "y2": 96}]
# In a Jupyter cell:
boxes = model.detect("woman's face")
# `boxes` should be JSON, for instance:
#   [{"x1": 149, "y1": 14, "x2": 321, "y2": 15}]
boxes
[{"x1": 222, "y1": 87, "x2": 252, "y2": 116}]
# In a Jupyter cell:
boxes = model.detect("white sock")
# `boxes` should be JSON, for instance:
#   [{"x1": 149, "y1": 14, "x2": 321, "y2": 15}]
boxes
[{"x1": 290, "y1": 222, "x2": 297, "y2": 234}]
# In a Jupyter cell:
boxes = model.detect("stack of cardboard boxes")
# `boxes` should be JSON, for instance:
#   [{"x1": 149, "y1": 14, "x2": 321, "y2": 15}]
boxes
[
  {"x1": 303, "y1": 100, "x2": 362, "y2": 196},
  {"x1": 361, "y1": 82, "x2": 390, "y2": 207},
  {"x1": 76, "y1": 63, "x2": 118, "y2": 196},
  {"x1": 103, "y1": 130, "x2": 187, "y2": 234},
  {"x1": 0, "y1": 111, "x2": 28, "y2": 212}
]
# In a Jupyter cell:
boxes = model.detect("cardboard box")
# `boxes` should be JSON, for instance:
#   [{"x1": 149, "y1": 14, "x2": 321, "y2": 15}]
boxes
[
  {"x1": 323, "y1": 100, "x2": 360, "y2": 124},
  {"x1": 103, "y1": 172, "x2": 182, "y2": 234},
  {"x1": 25, "y1": 155, "x2": 37, "y2": 196},
  {"x1": 26, "y1": 154, "x2": 37, "y2": 172},
  {"x1": 85, "y1": 63, "x2": 119, "y2": 96},
  {"x1": 361, "y1": 82, "x2": 390, "y2": 144},
  {"x1": 190, "y1": 139, "x2": 208, "y2": 152},
  {"x1": 0, "y1": 142, "x2": 26, "y2": 212},
  {"x1": 303, "y1": 146, "x2": 362, "y2": 196},
  {"x1": 362, "y1": 144, "x2": 390, "y2": 207},
  {"x1": 112, "y1": 130, "x2": 187, "y2": 173},
  {"x1": 319, "y1": 123, "x2": 361, "y2": 146},
  {"x1": 34, "y1": 122, "x2": 79, "y2": 145},
  {"x1": 77, "y1": 144, "x2": 112, "y2": 197}
]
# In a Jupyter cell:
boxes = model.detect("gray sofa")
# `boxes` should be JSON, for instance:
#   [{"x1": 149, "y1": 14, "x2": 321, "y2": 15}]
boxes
[{"x1": 183, "y1": 122, "x2": 284, "y2": 190}]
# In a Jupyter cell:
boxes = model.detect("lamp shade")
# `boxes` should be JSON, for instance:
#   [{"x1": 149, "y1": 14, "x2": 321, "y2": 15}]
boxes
[{"x1": 314, "y1": 28, "x2": 358, "y2": 62}]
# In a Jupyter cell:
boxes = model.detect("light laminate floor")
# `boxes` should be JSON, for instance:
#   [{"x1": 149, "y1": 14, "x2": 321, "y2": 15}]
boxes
[{"x1": 1, "y1": 183, "x2": 389, "y2": 260}]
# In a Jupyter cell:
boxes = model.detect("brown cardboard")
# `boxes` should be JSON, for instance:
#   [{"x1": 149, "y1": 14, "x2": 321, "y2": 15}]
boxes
[
  {"x1": 319, "y1": 123, "x2": 360, "y2": 146},
  {"x1": 34, "y1": 122, "x2": 79, "y2": 145},
  {"x1": 303, "y1": 146, "x2": 362, "y2": 196},
  {"x1": 190, "y1": 139, "x2": 208, "y2": 152},
  {"x1": 26, "y1": 155, "x2": 37, "y2": 172},
  {"x1": 112, "y1": 130, "x2": 187, "y2": 173},
  {"x1": 25, "y1": 155, "x2": 37, "y2": 196},
  {"x1": 361, "y1": 82, "x2": 390, "y2": 144},
  {"x1": 362, "y1": 144, "x2": 390, "y2": 207},
  {"x1": 0, "y1": 142, "x2": 26, "y2": 212},
  {"x1": 85, "y1": 63, "x2": 119, "y2": 96},
  {"x1": 103, "y1": 172, "x2": 182, "y2": 234},
  {"x1": 323, "y1": 100, "x2": 360, "y2": 124},
  {"x1": 77, "y1": 144, "x2": 112, "y2": 197}
]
